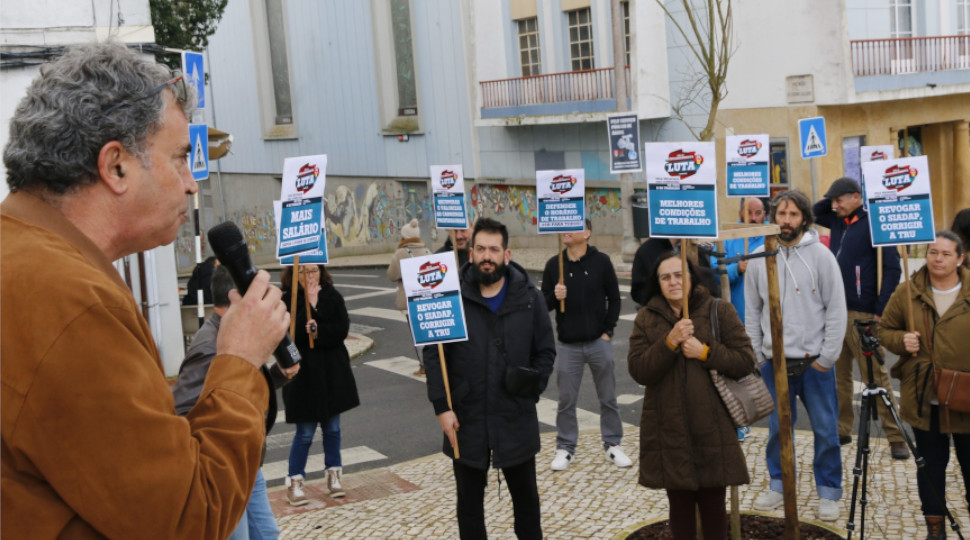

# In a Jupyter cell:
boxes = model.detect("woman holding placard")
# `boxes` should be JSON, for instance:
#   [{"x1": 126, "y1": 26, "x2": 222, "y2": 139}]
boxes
[{"x1": 627, "y1": 252, "x2": 755, "y2": 540}]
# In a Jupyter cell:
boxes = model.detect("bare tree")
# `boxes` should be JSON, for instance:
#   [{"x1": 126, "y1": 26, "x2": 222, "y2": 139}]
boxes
[{"x1": 656, "y1": 0, "x2": 734, "y2": 142}]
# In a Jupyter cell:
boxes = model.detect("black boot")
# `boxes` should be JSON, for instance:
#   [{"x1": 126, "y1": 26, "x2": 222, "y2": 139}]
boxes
[{"x1": 926, "y1": 516, "x2": 946, "y2": 540}]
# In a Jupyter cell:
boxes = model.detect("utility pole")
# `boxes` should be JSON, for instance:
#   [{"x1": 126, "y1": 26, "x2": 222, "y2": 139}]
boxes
[{"x1": 611, "y1": 0, "x2": 638, "y2": 262}]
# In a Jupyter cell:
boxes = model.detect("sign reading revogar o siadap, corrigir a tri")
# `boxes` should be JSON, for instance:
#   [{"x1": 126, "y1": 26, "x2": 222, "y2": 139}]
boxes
[
  {"x1": 401, "y1": 252, "x2": 469, "y2": 346},
  {"x1": 861, "y1": 155, "x2": 935, "y2": 246}
]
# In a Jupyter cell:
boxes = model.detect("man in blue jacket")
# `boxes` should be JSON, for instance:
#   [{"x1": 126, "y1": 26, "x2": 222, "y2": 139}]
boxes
[{"x1": 814, "y1": 177, "x2": 909, "y2": 460}]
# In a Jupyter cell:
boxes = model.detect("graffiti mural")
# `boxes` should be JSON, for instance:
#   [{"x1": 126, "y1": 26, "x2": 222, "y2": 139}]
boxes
[
  {"x1": 469, "y1": 185, "x2": 621, "y2": 230},
  {"x1": 324, "y1": 181, "x2": 432, "y2": 248}
]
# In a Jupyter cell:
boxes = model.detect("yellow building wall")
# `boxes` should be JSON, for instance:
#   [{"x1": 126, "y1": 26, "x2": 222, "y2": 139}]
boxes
[{"x1": 715, "y1": 94, "x2": 970, "y2": 231}]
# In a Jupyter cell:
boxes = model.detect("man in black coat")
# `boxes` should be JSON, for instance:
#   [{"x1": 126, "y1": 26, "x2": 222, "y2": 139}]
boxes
[{"x1": 424, "y1": 217, "x2": 556, "y2": 540}]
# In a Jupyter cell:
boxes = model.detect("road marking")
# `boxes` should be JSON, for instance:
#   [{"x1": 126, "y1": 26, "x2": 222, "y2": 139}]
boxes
[
  {"x1": 261, "y1": 446, "x2": 387, "y2": 483},
  {"x1": 343, "y1": 290, "x2": 396, "y2": 302},
  {"x1": 349, "y1": 307, "x2": 407, "y2": 322},
  {"x1": 349, "y1": 322, "x2": 384, "y2": 335},
  {"x1": 618, "y1": 284, "x2": 630, "y2": 294},
  {"x1": 337, "y1": 284, "x2": 396, "y2": 291},
  {"x1": 616, "y1": 394, "x2": 643, "y2": 405},
  {"x1": 620, "y1": 313, "x2": 637, "y2": 321},
  {"x1": 365, "y1": 356, "x2": 426, "y2": 380},
  {"x1": 365, "y1": 356, "x2": 632, "y2": 430}
]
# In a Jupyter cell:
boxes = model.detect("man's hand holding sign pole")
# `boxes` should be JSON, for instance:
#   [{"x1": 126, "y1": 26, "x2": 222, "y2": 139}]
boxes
[
  {"x1": 402, "y1": 253, "x2": 469, "y2": 458},
  {"x1": 536, "y1": 169, "x2": 587, "y2": 313}
]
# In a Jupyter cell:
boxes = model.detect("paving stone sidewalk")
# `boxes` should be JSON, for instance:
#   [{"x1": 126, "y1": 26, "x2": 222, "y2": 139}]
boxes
[{"x1": 269, "y1": 426, "x2": 967, "y2": 539}]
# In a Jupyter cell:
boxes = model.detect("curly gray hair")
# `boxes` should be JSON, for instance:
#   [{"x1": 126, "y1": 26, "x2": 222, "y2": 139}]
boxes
[{"x1": 3, "y1": 42, "x2": 197, "y2": 194}]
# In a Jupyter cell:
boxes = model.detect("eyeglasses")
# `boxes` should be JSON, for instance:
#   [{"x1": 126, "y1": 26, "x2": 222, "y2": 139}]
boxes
[
  {"x1": 103, "y1": 71, "x2": 187, "y2": 115},
  {"x1": 299, "y1": 268, "x2": 321, "y2": 275}
]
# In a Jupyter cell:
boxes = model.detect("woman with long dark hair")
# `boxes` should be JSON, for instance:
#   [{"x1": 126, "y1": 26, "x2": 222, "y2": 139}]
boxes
[
  {"x1": 280, "y1": 264, "x2": 360, "y2": 506},
  {"x1": 627, "y1": 251, "x2": 756, "y2": 539}
]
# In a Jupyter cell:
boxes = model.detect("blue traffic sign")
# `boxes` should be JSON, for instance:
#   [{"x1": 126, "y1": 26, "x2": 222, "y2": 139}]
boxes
[
  {"x1": 799, "y1": 116, "x2": 827, "y2": 159},
  {"x1": 189, "y1": 123, "x2": 209, "y2": 181},
  {"x1": 181, "y1": 51, "x2": 205, "y2": 109}
]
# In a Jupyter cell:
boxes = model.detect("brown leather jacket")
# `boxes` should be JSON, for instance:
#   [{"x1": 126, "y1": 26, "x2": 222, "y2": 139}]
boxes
[{"x1": 1, "y1": 192, "x2": 268, "y2": 539}]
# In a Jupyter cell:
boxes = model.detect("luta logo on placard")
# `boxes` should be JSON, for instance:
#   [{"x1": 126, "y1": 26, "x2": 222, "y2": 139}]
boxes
[
  {"x1": 869, "y1": 150, "x2": 888, "y2": 161},
  {"x1": 881, "y1": 164, "x2": 917, "y2": 192},
  {"x1": 418, "y1": 261, "x2": 448, "y2": 288},
  {"x1": 295, "y1": 163, "x2": 321, "y2": 194},
  {"x1": 550, "y1": 174, "x2": 577, "y2": 194},
  {"x1": 440, "y1": 170, "x2": 457, "y2": 189},
  {"x1": 737, "y1": 139, "x2": 762, "y2": 158},
  {"x1": 664, "y1": 149, "x2": 704, "y2": 179}
]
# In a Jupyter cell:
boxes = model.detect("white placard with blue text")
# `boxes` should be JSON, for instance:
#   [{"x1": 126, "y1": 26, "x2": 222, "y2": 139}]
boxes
[
  {"x1": 274, "y1": 201, "x2": 329, "y2": 264},
  {"x1": 644, "y1": 142, "x2": 719, "y2": 239},
  {"x1": 189, "y1": 123, "x2": 209, "y2": 181},
  {"x1": 725, "y1": 134, "x2": 770, "y2": 197},
  {"x1": 401, "y1": 252, "x2": 469, "y2": 346},
  {"x1": 430, "y1": 165, "x2": 469, "y2": 229},
  {"x1": 536, "y1": 169, "x2": 585, "y2": 234},
  {"x1": 862, "y1": 155, "x2": 935, "y2": 246},
  {"x1": 181, "y1": 51, "x2": 205, "y2": 109},
  {"x1": 281, "y1": 154, "x2": 327, "y2": 202}
]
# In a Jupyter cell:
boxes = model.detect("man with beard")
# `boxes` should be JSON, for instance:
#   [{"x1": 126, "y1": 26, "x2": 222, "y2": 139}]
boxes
[
  {"x1": 744, "y1": 190, "x2": 847, "y2": 522},
  {"x1": 423, "y1": 217, "x2": 556, "y2": 539},
  {"x1": 813, "y1": 177, "x2": 908, "y2": 459}
]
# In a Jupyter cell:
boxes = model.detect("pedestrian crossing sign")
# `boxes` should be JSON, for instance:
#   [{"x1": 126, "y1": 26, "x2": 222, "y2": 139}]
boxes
[
  {"x1": 189, "y1": 123, "x2": 209, "y2": 181},
  {"x1": 799, "y1": 116, "x2": 827, "y2": 159}
]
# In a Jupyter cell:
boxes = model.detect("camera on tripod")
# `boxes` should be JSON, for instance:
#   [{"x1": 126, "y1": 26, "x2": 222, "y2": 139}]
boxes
[{"x1": 853, "y1": 319, "x2": 880, "y2": 355}]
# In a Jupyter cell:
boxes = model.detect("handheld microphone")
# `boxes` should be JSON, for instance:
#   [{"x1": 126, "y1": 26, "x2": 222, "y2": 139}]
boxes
[{"x1": 208, "y1": 221, "x2": 301, "y2": 368}]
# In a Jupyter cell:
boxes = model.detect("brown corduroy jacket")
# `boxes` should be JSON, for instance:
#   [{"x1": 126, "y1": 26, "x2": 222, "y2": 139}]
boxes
[{"x1": 1, "y1": 192, "x2": 268, "y2": 539}]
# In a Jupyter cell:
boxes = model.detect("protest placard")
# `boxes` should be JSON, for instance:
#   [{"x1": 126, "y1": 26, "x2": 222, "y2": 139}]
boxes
[
  {"x1": 277, "y1": 155, "x2": 327, "y2": 259},
  {"x1": 862, "y1": 155, "x2": 935, "y2": 246},
  {"x1": 607, "y1": 112, "x2": 642, "y2": 173},
  {"x1": 274, "y1": 200, "x2": 328, "y2": 264},
  {"x1": 401, "y1": 252, "x2": 469, "y2": 346},
  {"x1": 725, "y1": 134, "x2": 770, "y2": 198},
  {"x1": 430, "y1": 165, "x2": 469, "y2": 229},
  {"x1": 644, "y1": 142, "x2": 719, "y2": 239},
  {"x1": 536, "y1": 169, "x2": 586, "y2": 234}
]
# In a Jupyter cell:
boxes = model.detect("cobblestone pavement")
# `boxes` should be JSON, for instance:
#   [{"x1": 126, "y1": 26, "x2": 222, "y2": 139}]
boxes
[{"x1": 269, "y1": 426, "x2": 968, "y2": 539}]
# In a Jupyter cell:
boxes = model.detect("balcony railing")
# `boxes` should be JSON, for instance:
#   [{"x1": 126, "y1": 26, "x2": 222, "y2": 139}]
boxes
[
  {"x1": 850, "y1": 35, "x2": 970, "y2": 76},
  {"x1": 481, "y1": 66, "x2": 630, "y2": 109}
]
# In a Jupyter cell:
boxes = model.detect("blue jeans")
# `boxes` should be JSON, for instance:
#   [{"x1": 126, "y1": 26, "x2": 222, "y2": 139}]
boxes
[
  {"x1": 761, "y1": 360, "x2": 842, "y2": 501},
  {"x1": 229, "y1": 469, "x2": 279, "y2": 540},
  {"x1": 288, "y1": 415, "x2": 342, "y2": 477}
]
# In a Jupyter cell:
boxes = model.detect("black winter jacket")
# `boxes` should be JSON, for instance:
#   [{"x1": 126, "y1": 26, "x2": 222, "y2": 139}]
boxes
[
  {"x1": 541, "y1": 246, "x2": 620, "y2": 342},
  {"x1": 282, "y1": 284, "x2": 360, "y2": 423},
  {"x1": 424, "y1": 261, "x2": 557, "y2": 469},
  {"x1": 813, "y1": 201, "x2": 901, "y2": 315}
]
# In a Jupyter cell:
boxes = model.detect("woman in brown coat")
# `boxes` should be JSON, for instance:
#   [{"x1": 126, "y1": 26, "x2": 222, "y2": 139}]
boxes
[
  {"x1": 628, "y1": 251, "x2": 756, "y2": 540},
  {"x1": 881, "y1": 231, "x2": 970, "y2": 539}
]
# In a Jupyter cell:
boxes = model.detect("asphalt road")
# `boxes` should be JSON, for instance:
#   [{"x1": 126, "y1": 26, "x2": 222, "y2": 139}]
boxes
[{"x1": 261, "y1": 267, "x2": 904, "y2": 488}]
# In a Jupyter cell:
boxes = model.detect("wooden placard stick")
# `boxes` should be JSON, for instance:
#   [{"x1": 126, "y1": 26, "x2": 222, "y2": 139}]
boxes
[
  {"x1": 680, "y1": 245, "x2": 689, "y2": 319},
  {"x1": 900, "y1": 245, "x2": 917, "y2": 357},
  {"x1": 303, "y1": 266, "x2": 315, "y2": 349},
  {"x1": 558, "y1": 234, "x2": 565, "y2": 312},
  {"x1": 437, "y1": 342, "x2": 460, "y2": 458},
  {"x1": 289, "y1": 256, "x2": 300, "y2": 339},
  {"x1": 877, "y1": 247, "x2": 883, "y2": 293}
]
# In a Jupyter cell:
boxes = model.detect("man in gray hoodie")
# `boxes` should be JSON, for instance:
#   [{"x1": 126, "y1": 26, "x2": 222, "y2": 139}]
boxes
[{"x1": 744, "y1": 190, "x2": 847, "y2": 523}]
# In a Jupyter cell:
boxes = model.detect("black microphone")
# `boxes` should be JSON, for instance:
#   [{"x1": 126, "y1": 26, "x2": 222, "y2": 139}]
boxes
[{"x1": 207, "y1": 221, "x2": 301, "y2": 368}]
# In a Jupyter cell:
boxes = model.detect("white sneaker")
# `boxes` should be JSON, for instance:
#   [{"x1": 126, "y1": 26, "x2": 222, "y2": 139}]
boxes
[
  {"x1": 550, "y1": 449, "x2": 573, "y2": 471},
  {"x1": 817, "y1": 498, "x2": 839, "y2": 522},
  {"x1": 605, "y1": 445, "x2": 633, "y2": 468},
  {"x1": 285, "y1": 474, "x2": 309, "y2": 506},
  {"x1": 753, "y1": 490, "x2": 784, "y2": 510},
  {"x1": 327, "y1": 467, "x2": 345, "y2": 498}
]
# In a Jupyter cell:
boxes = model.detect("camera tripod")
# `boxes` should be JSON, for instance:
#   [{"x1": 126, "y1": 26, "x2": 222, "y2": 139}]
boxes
[{"x1": 846, "y1": 320, "x2": 964, "y2": 539}]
